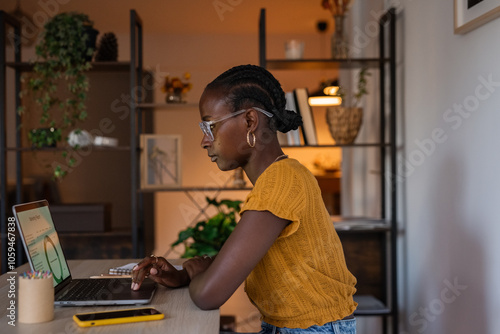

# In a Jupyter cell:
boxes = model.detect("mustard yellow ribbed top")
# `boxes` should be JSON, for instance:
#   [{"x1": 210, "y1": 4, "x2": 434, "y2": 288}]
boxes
[{"x1": 240, "y1": 158, "x2": 357, "y2": 329}]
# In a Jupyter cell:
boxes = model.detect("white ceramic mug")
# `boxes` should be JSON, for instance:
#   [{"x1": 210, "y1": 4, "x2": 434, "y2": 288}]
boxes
[{"x1": 284, "y1": 40, "x2": 304, "y2": 59}]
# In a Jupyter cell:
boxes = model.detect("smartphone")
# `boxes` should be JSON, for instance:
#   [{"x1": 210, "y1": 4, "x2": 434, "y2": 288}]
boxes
[{"x1": 73, "y1": 307, "x2": 164, "y2": 327}]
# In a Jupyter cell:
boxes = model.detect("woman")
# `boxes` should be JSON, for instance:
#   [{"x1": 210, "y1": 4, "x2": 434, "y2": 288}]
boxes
[{"x1": 131, "y1": 64, "x2": 357, "y2": 333}]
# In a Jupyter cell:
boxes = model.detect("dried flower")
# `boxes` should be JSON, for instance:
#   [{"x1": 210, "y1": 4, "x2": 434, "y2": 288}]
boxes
[
  {"x1": 321, "y1": 0, "x2": 353, "y2": 16},
  {"x1": 162, "y1": 72, "x2": 192, "y2": 94}
]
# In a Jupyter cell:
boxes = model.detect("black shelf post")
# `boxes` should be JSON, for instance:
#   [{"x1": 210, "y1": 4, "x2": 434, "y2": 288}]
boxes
[
  {"x1": 259, "y1": 8, "x2": 266, "y2": 68},
  {"x1": 0, "y1": 11, "x2": 22, "y2": 274},
  {"x1": 130, "y1": 9, "x2": 145, "y2": 258},
  {"x1": 388, "y1": 7, "x2": 398, "y2": 333}
]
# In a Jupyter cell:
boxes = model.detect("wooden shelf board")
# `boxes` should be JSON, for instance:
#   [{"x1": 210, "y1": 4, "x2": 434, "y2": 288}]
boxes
[
  {"x1": 6, "y1": 145, "x2": 131, "y2": 152},
  {"x1": 333, "y1": 217, "x2": 390, "y2": 232},
  {"x1": 282, "y1": 143, "x2": 391, "y2": 148},
  {"x1": 58, "y1": 229, "x2": 132, "y2": 237},
  {"x1": 353, "y1": 295, "x2": 391, "y2": 315},
  {"x1": 139, "y1": 187, "x2": 252, "y2": 193},
  {"x1": 265, "y1": 58, "x2": 388, "y2": 70},
  {"x1": 6, "y1": 61, "x2": 132, "y2": 72},
  {"x1": 137, "y1": 102, "x2": 199, "y2": 110}
]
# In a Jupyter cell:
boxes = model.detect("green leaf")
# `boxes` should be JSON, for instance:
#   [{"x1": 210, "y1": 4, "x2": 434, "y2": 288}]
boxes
[
  {"x1": 199, "y1": 224, "x2": 218, "y2": 241},
  {"x1": 206, "y1": 197, "x2": 220, "y2": 207},
  {"x1": 172, "y1": 228, "x2": 194, "y2": 246},
  {"x1": 171, "y1": 196, "x2": 240, "y2": 257},
  {"x1": 220, "y1": 199, "x2": 243, "y2": 211}
]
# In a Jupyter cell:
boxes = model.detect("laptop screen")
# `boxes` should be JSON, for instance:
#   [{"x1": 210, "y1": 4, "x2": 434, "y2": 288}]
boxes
[{"x1": 13, "y1": 200, "x2": 71, "y2": 287}]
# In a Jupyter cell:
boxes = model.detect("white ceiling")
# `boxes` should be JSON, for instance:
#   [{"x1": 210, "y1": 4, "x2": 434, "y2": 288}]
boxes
[{"x1": 1, "y1": 0, "x2": 335, "y2": 35}]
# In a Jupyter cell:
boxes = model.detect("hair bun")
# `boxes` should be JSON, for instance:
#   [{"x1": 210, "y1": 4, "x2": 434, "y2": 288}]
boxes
[{"x1": 275, "y1": 109, "x2": 303, "y2": 133}]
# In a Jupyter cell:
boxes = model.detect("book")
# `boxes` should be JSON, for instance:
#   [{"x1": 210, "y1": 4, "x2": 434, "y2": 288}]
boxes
[
  {"x1": 108, "y1": 262, "x2": 183, "y2": 275},
  {"x1": 293, "y1": 88, "x2": 318, "y2": 146},
  {"x1": 108, "y1": 263, "x2": 138, "y2": 275},
  {"x1": 282, "y1": 91, "x2": 302, "y2": 146}
]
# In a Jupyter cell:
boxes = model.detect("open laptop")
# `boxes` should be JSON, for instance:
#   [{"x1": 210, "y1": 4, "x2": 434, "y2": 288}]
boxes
[{"x1": 13, "y1": 199, "x2": 157, "y2": 306}]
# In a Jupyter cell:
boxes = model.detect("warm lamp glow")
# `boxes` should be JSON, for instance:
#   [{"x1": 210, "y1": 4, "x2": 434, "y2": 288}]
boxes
[
  {"x1": 308, "y1": 96, "x2": 342, "y2": 106},
  {"x1": 323, "y1": 86, "x2": 340, "y2": 96}
]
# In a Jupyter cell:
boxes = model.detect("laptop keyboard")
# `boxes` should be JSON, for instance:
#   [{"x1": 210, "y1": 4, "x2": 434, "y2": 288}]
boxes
[{"x1": 56, "y1": 278, "x2": 125, "y2": 301}]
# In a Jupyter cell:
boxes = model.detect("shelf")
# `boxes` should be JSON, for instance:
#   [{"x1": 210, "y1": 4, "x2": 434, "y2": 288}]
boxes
[
  {"x1": 265, "y1": 58, "x2": 388, "y2": 70},
  {"x1": 0, "y1": 9, "x2": 148, "y2": 269},
  {"x1": 58, "y1": 229, "x2": 131, "y2": 237},
  {"x1": 6, "y1": 145, "x2": 131, "y2": 152},
  {"x1": 282, "y1": 143, "x2": 391, "y2": 148},
  {"x1": 139, "y1": 186, "x2": 252, "y2": 193},
  {"x1": 333, "y1": 217, "x2": 390, "y2": 232},
  {"x1": 6, "y1": 61, "x2": 132, "y2": 72},
  {"x1": 353, "y1": 295, "x2": 391, "y2": 315},
  {"x1": 260, "y1": 7, "x2": 398, "y2": 330},
  {"x1": 137, "y1": 102, "x2": 199, "y2": 110}
]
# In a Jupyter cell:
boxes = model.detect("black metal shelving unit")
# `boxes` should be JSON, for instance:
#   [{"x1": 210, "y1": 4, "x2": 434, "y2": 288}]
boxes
[
  {"x1": 0, "y1": 10, "x2": 147, "y2": 272},
  {"x1": 259, "y1": 7, "x2": 398, "y2": 333}
]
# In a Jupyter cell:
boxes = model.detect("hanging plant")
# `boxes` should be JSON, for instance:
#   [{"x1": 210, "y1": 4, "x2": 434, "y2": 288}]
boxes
[{"x1": 18, "y1": 12, "x2": 98, "y2": 179}]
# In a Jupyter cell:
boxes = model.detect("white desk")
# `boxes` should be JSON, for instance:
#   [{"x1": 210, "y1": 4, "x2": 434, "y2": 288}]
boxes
[{"x1": 0, "y1": 259, "x2": 219, "y2": 333}]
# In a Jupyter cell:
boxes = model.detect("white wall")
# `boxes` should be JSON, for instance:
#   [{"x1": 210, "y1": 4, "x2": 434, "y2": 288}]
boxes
[{"x1": 398, "y1": 1, "x2": 500, "y2": 333}]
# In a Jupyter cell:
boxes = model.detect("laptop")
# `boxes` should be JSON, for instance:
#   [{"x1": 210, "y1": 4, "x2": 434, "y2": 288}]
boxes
[{"x1": 13, "y1": 199, "x2": 157, "y2": 306}]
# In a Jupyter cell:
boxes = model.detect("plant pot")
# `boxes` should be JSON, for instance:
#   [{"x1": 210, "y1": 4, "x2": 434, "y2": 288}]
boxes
[
  {"x1": 165, "y1": 91, "x2": 185, "y2": 103},
  {"x1": 29, "y1": 128, "x2": 60, "y2": 148},
  {"x1": 326, "y1": 106, "x2": 363, "y2": 144},
  {"x1": 83, "y1": 26, "x2": 99, "y2": 61}
]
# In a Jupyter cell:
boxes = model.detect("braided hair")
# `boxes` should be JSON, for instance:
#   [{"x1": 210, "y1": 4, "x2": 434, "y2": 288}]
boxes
[{"x1": 205, "y1": 64, "x2": 302, "y2": 133}]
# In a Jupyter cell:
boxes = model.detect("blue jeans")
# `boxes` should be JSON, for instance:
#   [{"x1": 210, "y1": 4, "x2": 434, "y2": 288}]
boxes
[{"x1": 258, "y1": 318, "x2": 356, "y2": 334}]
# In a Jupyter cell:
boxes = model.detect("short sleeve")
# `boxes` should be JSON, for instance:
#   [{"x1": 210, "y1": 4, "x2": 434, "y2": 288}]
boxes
[{"x1": 240, "y1": 160, "x2": 307, "y2": 238}]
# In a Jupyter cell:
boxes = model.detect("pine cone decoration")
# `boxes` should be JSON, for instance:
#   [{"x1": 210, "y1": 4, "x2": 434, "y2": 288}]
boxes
[{"x1": 95, "y1": 32, "x2": 118, "y2": 61}]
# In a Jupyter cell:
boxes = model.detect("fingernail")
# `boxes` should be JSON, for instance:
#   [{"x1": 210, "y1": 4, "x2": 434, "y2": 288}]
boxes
[
  {"x1": 132, "y1": 265, "x2": 138, "y2": 271},
  {"x1": 150, "y1": 268, "x2": 158, "y2": 275},
  {"x1": 131, "y1": 283, "x2": 137, "y2": 290}
]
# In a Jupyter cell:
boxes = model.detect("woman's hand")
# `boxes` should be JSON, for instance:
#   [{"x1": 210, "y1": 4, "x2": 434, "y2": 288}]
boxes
[
  {"x1": 183, "y1": 255, "x2": 214, "y2": 280},
  {"x1": 131, "y1": 255, "x2": 190, "y2": 290}
]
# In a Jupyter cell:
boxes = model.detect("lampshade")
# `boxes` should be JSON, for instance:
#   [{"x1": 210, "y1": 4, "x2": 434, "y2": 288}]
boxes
[
  {"x1": 308, "y1": 96, "x2": 342, "y2": 106},
  {"x1": 308, "y1": 81, "x2": 342, "y2": 107}
]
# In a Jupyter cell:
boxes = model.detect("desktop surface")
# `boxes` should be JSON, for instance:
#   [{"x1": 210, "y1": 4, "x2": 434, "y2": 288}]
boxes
[{"x1": 0, "y1": 259, "x2": 219, "y2": 333}]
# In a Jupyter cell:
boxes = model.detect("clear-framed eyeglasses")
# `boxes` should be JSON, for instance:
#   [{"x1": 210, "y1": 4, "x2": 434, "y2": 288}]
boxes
[{"x1": 199, "y1": 107, "x2": 273, "y2": 142}]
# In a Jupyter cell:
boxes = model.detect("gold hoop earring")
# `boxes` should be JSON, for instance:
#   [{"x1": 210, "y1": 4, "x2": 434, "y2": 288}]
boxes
[{"x1": 247, "y1": 130, "x2": 256, "y2": 148}]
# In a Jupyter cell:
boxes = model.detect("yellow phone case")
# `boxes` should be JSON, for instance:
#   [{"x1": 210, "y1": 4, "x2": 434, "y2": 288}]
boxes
[{"x1": 73, "y1": 307, "x2": 164, "y2": 327}]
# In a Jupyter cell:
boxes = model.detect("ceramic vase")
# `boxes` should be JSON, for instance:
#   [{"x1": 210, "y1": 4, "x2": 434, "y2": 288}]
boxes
[{"x1": 331, "y1": 15, "x2": 348, "y2": 59}]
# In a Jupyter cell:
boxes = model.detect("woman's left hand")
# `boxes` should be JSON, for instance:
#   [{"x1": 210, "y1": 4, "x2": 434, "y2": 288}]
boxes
[{"x1": 131, "y1": 255, "x2": 189, "y2": 290}]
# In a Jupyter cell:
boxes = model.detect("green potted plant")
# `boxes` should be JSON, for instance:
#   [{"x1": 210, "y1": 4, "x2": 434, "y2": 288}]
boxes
[
  {"x1": 19, "y1": 12, "x2": 98, "y2": 179},
  {"x1": 171, "y1": 197, "x2": 243, "y2": 258}
]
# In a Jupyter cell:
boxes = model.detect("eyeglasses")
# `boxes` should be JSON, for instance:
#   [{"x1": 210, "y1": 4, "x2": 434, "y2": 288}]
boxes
[{"x1": 199, "y1": 107, "x2": 273, "y2": 141}]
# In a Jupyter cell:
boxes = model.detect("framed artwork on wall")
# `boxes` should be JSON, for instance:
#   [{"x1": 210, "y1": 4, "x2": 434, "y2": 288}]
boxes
[
  {"x1": 140, "y1": 134, "x2": 182, "y2": 189},
  {"x1": 455, "y1": 0, "x2": 500, "y2": 34}
]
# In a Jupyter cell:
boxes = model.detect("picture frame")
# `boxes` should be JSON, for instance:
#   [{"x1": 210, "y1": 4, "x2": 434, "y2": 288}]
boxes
[
  {"x1": 455, "y1": 0, "x2": 500, "y2": 34},
  {"x1": 140, "y1": 134, "x2": 182, "y2": 189}
]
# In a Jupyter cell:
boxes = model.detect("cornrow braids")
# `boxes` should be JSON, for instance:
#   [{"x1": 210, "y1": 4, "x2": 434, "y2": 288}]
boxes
[{"x1": 206, "y1": 64, "x2": 302, "y2": 133}]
